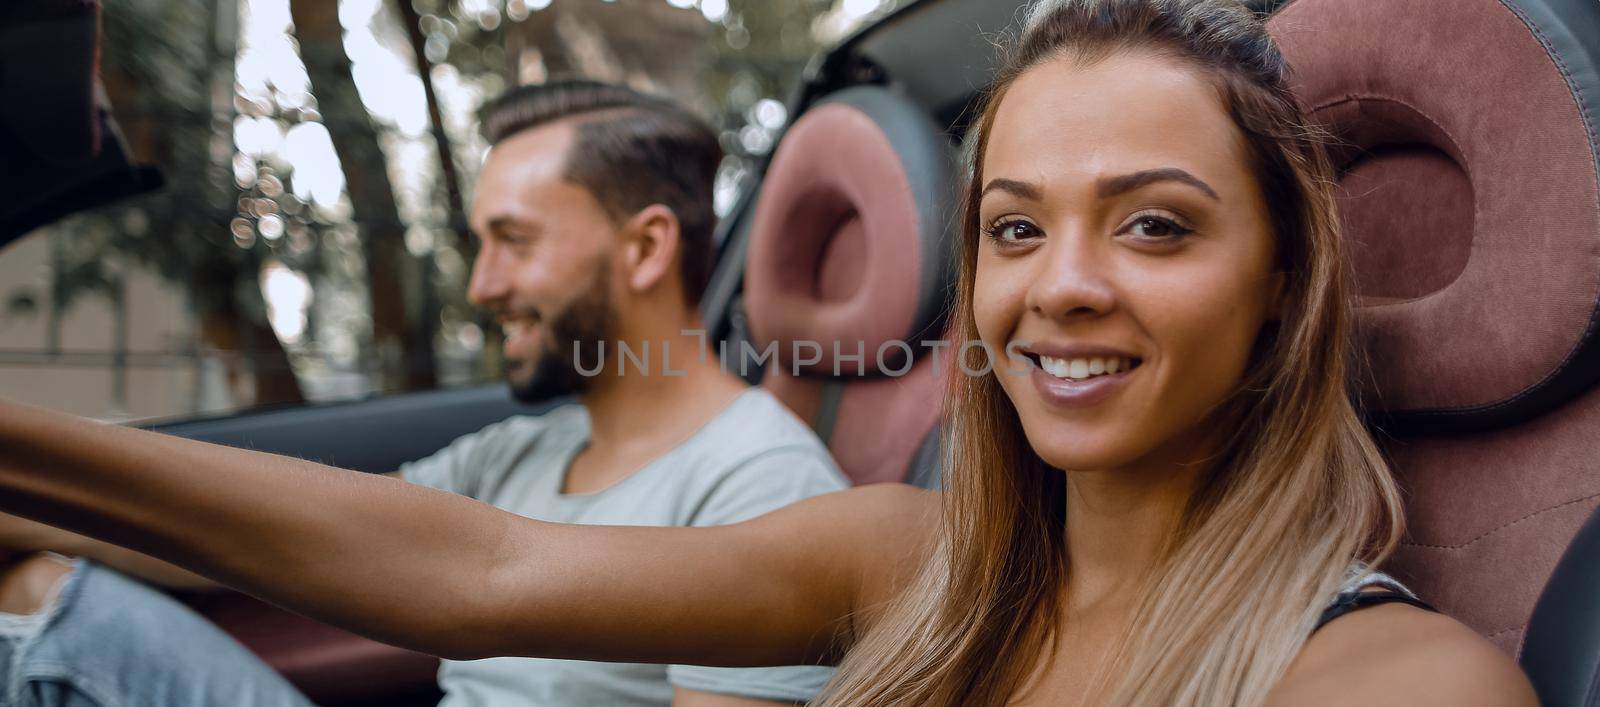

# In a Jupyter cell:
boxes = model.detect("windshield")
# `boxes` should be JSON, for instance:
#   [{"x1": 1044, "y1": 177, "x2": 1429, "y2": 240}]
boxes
[{"x1": 0, "y1": 0, "x2": 905, "y2": 422}]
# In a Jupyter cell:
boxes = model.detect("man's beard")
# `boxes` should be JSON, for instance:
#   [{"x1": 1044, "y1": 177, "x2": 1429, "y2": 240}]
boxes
[{"x1": 506, "y1": 271, "x2": 615, "y2": 403}]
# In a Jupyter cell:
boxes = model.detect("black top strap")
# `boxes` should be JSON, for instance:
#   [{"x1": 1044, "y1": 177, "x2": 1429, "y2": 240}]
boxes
[{"x1": 1314, "y1": 589, "x2": 1438, "y2": 633}]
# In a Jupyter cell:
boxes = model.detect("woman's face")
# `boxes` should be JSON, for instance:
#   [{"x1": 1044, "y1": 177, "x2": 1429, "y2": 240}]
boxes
[{"x1": 973, "y1": 51, "x2": 1281, "y2": 474}]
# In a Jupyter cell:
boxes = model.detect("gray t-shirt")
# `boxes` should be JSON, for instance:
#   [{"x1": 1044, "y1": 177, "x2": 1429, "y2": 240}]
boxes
[{"x1": 400, "y1": 388, "x2": 847, "y2": 707}]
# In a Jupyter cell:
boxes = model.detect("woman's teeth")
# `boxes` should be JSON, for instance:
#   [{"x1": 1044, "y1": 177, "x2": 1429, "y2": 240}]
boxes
[{"x1": 1038, "y1": 355, "x2": 1136, "y2": 381}]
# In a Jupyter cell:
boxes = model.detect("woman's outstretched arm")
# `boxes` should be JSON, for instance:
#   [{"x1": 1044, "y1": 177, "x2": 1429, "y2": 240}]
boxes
[{"x1": 0, "y1": 399, "x2": 935, "y2": 665}]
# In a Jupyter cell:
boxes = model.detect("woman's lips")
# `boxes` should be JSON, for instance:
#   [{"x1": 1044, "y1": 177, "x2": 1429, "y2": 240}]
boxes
[{"x1": 1028, "y1": 363, "x2": 1136, "y2": 409}]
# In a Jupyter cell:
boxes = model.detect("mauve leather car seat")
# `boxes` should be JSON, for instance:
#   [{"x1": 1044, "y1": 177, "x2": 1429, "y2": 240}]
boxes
[
  {"x1": 183, "y1": 589, "x2": 441, "y2": 706},
  {"x1": 742, "y1": 85, "x2": 957, "y2": 486},
  {"x1": 1268, "y1": 0, "x2": 1600, "y2": 703}
]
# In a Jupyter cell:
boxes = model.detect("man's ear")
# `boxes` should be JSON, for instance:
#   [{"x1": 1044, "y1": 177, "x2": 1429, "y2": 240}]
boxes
[{"x1": 620, "y1": 204, "x2": 681, "y2": 295}]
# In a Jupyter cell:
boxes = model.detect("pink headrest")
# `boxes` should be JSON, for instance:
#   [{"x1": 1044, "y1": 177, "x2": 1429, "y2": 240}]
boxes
[
  {"x1": 1270, "y1": 0, "x2": 1600, "y2": 432},
  {"x1": 744, "y1": 87, "x2": 955, "y2": 377}
]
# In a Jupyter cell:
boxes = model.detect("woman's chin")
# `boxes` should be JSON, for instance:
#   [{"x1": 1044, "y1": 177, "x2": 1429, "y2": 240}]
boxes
[{"x1": 1030, "y1": 440, "x2": 1144, "y2": 474}]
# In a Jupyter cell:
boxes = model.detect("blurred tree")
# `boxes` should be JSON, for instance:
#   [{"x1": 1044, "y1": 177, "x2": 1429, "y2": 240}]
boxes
[
  {"x1": 703, "y1": 0, "x2": 835, "y2": 213},
  {"x1": 482, "y1": 0, "x2": 830, "y2": 151},
  {"x1": 290, "y1": 0, "x2": 439, "y2": 392},
  {"x1": 396, "y1": 0, "x2": 471, "y2": 227},
  {"x1": 91, "y1": 0, "x2": 306, "y2": 405},
  {"x1": 419, "y1": 0, "x2": 832, "y2": 175},
  {"x1": 3, "y1": 0, "x2": 864, "y2": 420},
  {"x1": 706, "y1": 0, "x2": 835, "y2": 129},
  {"x1": 498, "y1": 0, "x2": 710, "y2": 98}
]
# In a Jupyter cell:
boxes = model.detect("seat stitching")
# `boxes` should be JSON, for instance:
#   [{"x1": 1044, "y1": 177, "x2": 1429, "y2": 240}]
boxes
[
  {"x1": 1305, "y1": 93, "x2": 1474, "y2": 309},
  {"x1": 1394, "y1": 0, "x2": 1600, "y2": 423},
  {"x1": 1400, "y1": 492, "x2": 1600, "y2": 550}
]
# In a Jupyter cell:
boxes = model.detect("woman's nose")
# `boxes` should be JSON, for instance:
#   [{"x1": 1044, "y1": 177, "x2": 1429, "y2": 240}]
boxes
[{"x1": 1024, "y1": 233, "x2": 1117, "y2": 321}]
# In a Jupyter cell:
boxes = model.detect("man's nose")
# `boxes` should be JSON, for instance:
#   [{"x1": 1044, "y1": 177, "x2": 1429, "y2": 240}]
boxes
[
  {"x1": 1024, "y1": 231, "x2": 1117, "y2": 321},
  {"x1": 466, "y1": 249, "x2": 507, "y2": 307}
]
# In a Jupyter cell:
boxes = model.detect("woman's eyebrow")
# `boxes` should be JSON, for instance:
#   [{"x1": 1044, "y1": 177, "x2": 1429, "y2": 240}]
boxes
[
  {"x1": 1096, "y1": 168, "x2": 1220, "y2": 201},
  {"x1": 980, "y1": 178, "x2": 1044, "y2": 201}
]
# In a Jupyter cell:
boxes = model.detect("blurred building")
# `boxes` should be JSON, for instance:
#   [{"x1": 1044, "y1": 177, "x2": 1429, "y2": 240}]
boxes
[{"x1": 0, "y1": 236, "x2": 228, "y2": 421}]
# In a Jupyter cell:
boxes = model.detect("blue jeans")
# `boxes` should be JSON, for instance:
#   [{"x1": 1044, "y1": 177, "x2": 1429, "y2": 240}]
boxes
[{"x1": 0, "y1": 560, "x2": 313, "y2": 707}]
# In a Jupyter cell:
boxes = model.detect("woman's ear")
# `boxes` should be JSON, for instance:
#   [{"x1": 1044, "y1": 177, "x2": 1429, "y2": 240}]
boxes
[{"x1": 619, "y1": 204, "x2": 681, "y2": 295}]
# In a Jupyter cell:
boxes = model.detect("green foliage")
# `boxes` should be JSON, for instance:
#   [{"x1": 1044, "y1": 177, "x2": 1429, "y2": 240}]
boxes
[{"x1": 54, "y1": 0, "x2": 270, "y2": 319}]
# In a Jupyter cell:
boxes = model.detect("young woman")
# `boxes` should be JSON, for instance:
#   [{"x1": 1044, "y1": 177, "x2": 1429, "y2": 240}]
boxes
[{"x1": 0, "y1": 0, "x2": 1538, "y2": 704}]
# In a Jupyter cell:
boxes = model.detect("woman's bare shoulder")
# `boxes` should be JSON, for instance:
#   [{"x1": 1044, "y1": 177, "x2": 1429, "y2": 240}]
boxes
[{"x1": 1270, "y1": 604, "x2": 1537, "y2": 706}]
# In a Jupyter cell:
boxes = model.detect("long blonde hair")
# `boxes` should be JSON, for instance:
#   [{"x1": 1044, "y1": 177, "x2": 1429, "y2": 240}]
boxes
[{"x1": 815, "y1": 1, "x2": 1404, "y2": 704}]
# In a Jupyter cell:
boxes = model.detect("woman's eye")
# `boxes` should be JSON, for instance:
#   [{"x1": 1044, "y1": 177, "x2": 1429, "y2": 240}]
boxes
[
  {"x1": 986, "y1": 219, "x2": 1041, "y2": 243},
  {"x1": 1122, "y1": 214, "x2": 1194, "y2": 239}
]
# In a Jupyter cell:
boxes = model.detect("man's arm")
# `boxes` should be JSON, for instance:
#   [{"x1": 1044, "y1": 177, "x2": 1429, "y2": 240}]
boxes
[{"x1": 0, "y1": 399, "x2": 925, "y2": 665}]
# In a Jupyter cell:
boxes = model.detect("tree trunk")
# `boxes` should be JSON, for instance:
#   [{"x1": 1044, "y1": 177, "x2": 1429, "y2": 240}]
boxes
[
  {"x1": 290, "y1": 0, "x2": 438, "y2": 393},
  {"x1": 97, "y1": 0, "x2": 308, "y2": 408},
  {"x1": 199, "y1": 310, "x2": 305, "y2": 407},
  {"x1": 395, "y1": 0, "x2": 467, "y2": 228}
]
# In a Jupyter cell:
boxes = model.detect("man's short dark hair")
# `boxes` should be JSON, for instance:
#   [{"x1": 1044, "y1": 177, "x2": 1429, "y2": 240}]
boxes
[{"x1": 482, "y1": 80, "x2": 722, "y2": 305}]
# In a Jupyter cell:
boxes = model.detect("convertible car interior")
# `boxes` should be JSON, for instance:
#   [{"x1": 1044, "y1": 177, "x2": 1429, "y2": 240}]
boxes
[
  {"x1": 4, "y1": 0, "x2": 1600, "y2": 704},
  {"x1": 1261, "y1": 1, "x2": 1600, "y2": 705}
]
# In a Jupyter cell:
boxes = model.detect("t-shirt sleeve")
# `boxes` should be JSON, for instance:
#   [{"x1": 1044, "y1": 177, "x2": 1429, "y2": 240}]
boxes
[
  {"x1": 667, "y1": 664, "x2": 836, "y2": 704},
  {"x1": 398, "y1": 432, "x2": 480, "y2": 496},
  {"x1": 667, "y1": 446, "x2": 848, "y2": 701},
  {"x1": 686, "y1": 446, "x2": 850, "y2": 526},
  {"x1": 398, "y1": 416, "x2": 541, "y2": 499}
]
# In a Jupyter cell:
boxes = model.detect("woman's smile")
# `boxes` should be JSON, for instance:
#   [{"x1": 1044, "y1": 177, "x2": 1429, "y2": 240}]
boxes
[
  {"x1": 1027, "y1": 362, "x2": 1137, "y2": 409},
  {"x1": 1016, "y1": 343, "x2": 1145, "y2": 409}
]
